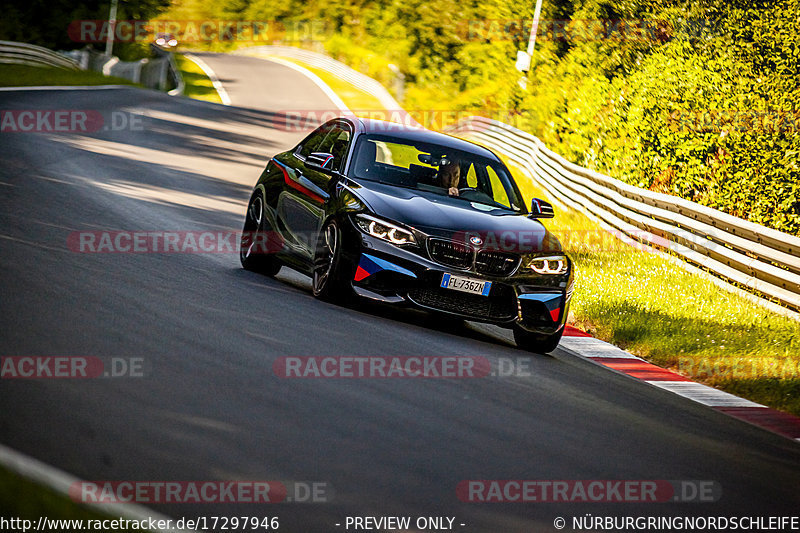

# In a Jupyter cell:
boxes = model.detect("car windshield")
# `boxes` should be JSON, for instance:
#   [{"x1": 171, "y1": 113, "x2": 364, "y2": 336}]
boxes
[{"x1": 349, "y1": 134, "x2": 525, "y2": 212}]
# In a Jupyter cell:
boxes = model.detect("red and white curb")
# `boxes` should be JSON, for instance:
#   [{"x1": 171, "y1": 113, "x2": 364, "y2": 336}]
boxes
[{"x1": 560, "y1": 326, "x2": 800, "y2": 443}]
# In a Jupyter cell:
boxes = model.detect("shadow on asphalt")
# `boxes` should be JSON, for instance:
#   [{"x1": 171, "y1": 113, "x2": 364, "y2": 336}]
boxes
[{"x1": 229, "y1": 265, "x2": 529, "y2": 354}]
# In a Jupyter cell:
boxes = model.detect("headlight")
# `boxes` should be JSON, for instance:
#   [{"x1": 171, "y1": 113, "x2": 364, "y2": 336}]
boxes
[
  {"x1": 529, "y1": 255, "x2": 568, "y2": 275},
  {"x1": 355, "y1": 214, "x2": 416, "y2": 245}
]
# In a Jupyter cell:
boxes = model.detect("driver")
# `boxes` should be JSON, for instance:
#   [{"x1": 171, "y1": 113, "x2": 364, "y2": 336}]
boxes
[{"x1": 438, "y1": 159, "x2": 460, "y2": 196}]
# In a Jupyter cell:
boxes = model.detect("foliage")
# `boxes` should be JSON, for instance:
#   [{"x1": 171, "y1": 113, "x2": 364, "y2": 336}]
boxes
[
  {"x1": 0, "y1": 0, "x2": 172, "y2": 60},
  {"x1": 87, "y1": 0, "x2": 800, "y2": 233}
]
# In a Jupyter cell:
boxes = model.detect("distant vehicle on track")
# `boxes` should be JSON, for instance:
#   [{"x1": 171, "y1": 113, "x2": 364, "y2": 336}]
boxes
[
  {"x1": 240, "y1": 118, "x2": 574, "y2": 352},
  {"x1": 154, "y1": 33, "x2": 177, "y2": 48}
]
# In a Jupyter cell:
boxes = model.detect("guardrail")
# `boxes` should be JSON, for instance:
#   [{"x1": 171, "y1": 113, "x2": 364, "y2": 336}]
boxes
[
  {"x1": 0, "y1": 40, "x2": 183, "y2": 95},
  {"x1": 165, "y1": 50, "x2": 185, "y2": 96},
  {"x1": 86, "y1": 45, "x2": 183, "y2": 94},
  {"x1": 450, "y1": 116, "x2": 800, "y2": 315},
  {"x1": 147, "y1": 44, "x2": 184, "y2": 95},
  {"x1": 0, "y1": 41, "x2": 80, "y2": 70},
  {"x1": 235, "y1": 45, "x2": 402, "y2": 111}
]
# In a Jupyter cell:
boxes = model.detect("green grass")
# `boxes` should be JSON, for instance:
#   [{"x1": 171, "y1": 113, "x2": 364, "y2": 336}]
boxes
[
  {"x1": 571, "y1": 247, "x2": 800, "y2": 414},
  {"x1": 505, "y1": 161, "x2": 800, "y2": 416},
  {"x1": 0, "y1": 467, "x2": 149, "y2": 531},
  {"x1": 0, "y1": 64, "x2": 137, "y2": 87},
  {"x1": 174, "y1": 54, "x2": 223, "y2": 104},
  {"x1": 298, "y1": 62, "x2": 387, "y2": 113}
]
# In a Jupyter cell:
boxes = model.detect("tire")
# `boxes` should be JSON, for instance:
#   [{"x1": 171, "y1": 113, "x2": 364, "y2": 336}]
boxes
[
  {"x1": 312, "y1": 220, "x2": 349, "y2": 302},
  {"x1": 240, "y1": 192, "x2": 281, "y2": 276},
  {"x1": 513, "y1": 325, "x2": 564, "y2": 354}
]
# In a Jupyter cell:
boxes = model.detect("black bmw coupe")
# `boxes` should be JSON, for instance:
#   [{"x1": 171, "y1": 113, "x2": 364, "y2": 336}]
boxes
[{"x1": 240, "y1": 118, "x2": 574, "y2": 352}]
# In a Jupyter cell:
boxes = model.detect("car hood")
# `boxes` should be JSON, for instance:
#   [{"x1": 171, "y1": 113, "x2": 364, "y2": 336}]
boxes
[{"x1": 350, "y1": 179, "x2": 563, "y2": 253}]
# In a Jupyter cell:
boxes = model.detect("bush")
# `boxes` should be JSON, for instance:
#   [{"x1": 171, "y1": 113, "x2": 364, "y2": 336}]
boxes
[{"x1": 155, "y1": 0, "x2": 800, "y2": 234}]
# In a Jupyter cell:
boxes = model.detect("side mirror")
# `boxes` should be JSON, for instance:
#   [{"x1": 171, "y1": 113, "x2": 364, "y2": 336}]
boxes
[
  {"x1": 306, "y1": 152, "x2": 334, "y2": 172},
  {"x1": 528, "y1": 198, "x2": 555, "y2": 218}
]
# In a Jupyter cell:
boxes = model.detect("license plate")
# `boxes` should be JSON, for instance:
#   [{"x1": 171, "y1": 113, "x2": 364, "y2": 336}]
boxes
[{"x1": 440, "y1": 273, "x2": 492, "y2": 296}]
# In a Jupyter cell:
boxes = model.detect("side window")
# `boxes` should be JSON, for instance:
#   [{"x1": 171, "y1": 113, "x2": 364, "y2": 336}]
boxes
[
  {"x1": 316, "y1": 125, "x2": 351, "y2": 171},
  {"x1": 465, "y1": 163, "x2": 478, "y2": 187},
  {"x1": 296, "y1": 125, "x2": 331, "y2": 159},
  {"x1": 486, "y1": 166, "x2": 511, "y2": 208}
]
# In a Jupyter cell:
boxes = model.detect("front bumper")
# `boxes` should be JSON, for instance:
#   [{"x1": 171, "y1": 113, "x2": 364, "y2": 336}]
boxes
[{"x1": 345, "y1": 230, "x2": 573, "y2": 334}]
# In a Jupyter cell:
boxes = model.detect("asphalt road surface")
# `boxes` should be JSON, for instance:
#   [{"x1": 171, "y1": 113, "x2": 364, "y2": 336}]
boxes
[{"x1": 1, "y1": 55, "x2": 800, "y2": 532}]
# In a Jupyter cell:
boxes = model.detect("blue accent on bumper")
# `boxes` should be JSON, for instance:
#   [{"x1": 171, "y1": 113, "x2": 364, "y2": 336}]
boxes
[
  {"x1": 361, "y1": 253, "x2": 417, "y2": 279},
  {"x1": 518, "y1": 293, "x2": 562, "y2": 304}
]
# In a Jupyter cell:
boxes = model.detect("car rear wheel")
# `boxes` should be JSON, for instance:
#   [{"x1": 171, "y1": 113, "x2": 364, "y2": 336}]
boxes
[
  {"x1": 312, "y1": 220, "x2": 349, "y2": 302},
  {"x1": 513, "y1": 325, "x2": 563, "y2": 354},
  {"x1": 240, "y1": 193, "x2": 281, "y2": 276}
]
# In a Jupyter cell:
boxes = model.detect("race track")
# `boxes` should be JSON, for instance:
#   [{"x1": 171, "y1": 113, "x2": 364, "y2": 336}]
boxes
[{"x1": 1, "y1": 55, "x2": 799, "y2": 531}]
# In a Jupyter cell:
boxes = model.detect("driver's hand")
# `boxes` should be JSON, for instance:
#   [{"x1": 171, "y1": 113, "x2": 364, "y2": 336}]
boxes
[{"x1": 448, "y1": 187, "x2": 459, "y2": 196}]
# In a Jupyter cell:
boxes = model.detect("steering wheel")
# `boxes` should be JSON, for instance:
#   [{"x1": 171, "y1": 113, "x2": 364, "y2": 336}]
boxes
[{"x1": 456, "y1": 187, "x2": 481, "y2": 198}]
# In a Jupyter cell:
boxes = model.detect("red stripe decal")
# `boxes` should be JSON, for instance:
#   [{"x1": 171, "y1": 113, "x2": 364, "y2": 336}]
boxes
[
  {"x1": 271, "y1": 161, "x2": 325, "y2": 204},
  {"x1": 354, "y1": 265, "x2": 370, "y2": 282}
]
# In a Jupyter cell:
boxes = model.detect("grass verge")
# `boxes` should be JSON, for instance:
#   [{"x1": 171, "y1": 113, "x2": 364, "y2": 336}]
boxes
[
  {"x1": 173, "y1": 54, "x2": 223, "y2": 104},
  {"x1": 0, "y1": 467, "x2": 145, "y2": 531},
  {"x1": 0, "y1": 64, "x2": 137, "y2": 88},
  {"x1": 505, "y1": 161, "x2": 800, "y2": 416}
]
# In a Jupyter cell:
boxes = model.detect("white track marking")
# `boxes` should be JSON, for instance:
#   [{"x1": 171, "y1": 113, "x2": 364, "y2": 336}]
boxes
[
  {"x1": 183, "y1": 53, "x2": 232, "y2": 106},
  {"x1": 648, "y1": 381, "x2": 763, "y2": 408},
  {"x1": 260, "y1": 56, "x2": 350, "y2": 113},
  {"x1": 560, "y1": 336, "x2": 642, "y2": 359}
]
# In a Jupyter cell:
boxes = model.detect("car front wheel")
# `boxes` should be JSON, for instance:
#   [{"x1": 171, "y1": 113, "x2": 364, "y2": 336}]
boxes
[{"x1": 312, "y1": 220, "x2": 350, "y2": 302}]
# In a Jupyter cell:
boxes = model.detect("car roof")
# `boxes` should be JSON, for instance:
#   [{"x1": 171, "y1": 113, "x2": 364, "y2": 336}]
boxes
[{"x1": 350, "y1": 117, "x2": 501, "y2": 161}]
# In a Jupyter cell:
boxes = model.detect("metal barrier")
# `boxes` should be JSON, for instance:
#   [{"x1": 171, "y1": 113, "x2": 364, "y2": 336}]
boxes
[
  {"x1": 0, "y1": 41, "x2": 80, "y2": 70},
  {"x1": 0, "y1": 40, "x2": 183, "y2": 95},
  {"x1": 450, "y1": 116, "x2": 800, "y2": 313},
  {"x1": 86, "y1": 45, "x2": 183, "y2": 94},
  {"x1": 165, "y1": 51, "x2": 185, "y2": 96}
]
